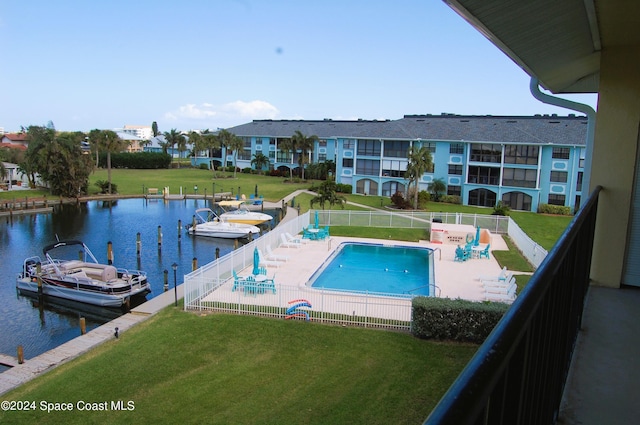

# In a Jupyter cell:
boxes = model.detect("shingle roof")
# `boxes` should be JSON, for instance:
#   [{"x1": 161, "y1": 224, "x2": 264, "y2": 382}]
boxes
[{"x1": 226, "y1": 114, "x2": 588, "y2": 146}]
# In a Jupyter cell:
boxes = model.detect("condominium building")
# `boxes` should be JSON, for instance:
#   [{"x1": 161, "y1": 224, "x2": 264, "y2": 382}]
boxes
[{"x1": 193, "y1": 113, "x2": 587, "y2": 213}]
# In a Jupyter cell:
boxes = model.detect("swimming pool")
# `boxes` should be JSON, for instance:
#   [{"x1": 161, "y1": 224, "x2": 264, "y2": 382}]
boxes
[{"x1": 309, "y1": 242, "x2": 434, "y2": 296}]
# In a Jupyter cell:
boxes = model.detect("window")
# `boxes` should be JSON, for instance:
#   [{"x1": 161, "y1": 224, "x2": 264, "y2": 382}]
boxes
[
  {"x1": 420, "y1": 142, "x2": 436, "y2": 154},
  {"x1": 318, "y1": 153, "x2": 327, "y2": 162},
  {"x1": 255, "y1": 137, "x2": 263, "y2": 145},
  {"x1": 342, "y1": 158, "x2": 354, "y2": 168},
  {"x1": 548, "y1": 194, "x2": 566, "y2": 205},
  {"x1": 502, "y1": 168, "x2": 538, "y2": 188},
  {"x1": 383, "y1": 140, "x2": 409, "y2": 158},
  {"x1": 468, "y1": 166, "x2": 500, "y2": 185},
  {"x1": 550, "y1": 171, "x2": 568, "y2": 183},
  {"x1": 356, "y1": 159, "x2": 380, "y2": 176},
  {"x1": 450, "y1": 143, "x2": 464, "y2": 154},
  {"x1": 356, "y1": 179, "x2": 379, "y2": 195},
  {"x1": 552, "y1": 147, "x2": 570, "y2": 159},
  {"x1": 470, "y1": 143, "x2": 502, "y2": 163},
  {"x1": 448, "y1": 164, "x2": 463, "y2": 175},
  {"x1": 343, "y1": 139, "x2": 355, "y2": 150},
  {"x1": 382, "y1": 159, "x2": 407, "y2": 178},
  {"x1": 504, "y1": 145, "x2": 539, "y2": 165},
  {"x1": 237, "y1": 149, "x2": 251, "y2": 160},
  {"x1": 576, "y1": 171, "x2": 583, "y2": 191},
  {"x1": 269, "y1": 138, "x2": 276, "y2": 145},
  {"x1": 276, "y1": 152, "x2": 290, "y2": 162},
  {"x1": 502, "y1": 192, "x2": 532, "y2": 211},
  {"x1": 319, "y1": 139, "x2": 327, "y2": 147},
  {"x1": 357, "y1": 140, "x2": 381, "y2": 156},
  {"x1": 242, "y1": 137, "x2": 251, "y2": 148},
  {"x1": 382, "y1": 181, "x2": 405, "y2": 196},
  {"x1": 447, "y1": 185, "x2": 461, "y2": 196}
]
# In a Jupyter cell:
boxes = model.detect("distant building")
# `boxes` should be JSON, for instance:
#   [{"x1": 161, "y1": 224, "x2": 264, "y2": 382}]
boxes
[
  {"x1": 120, "y1": 125, "x2": 152, "y2": 141},
  {"x1": 0, "y1": 133, "x2": 29, "y2": 151},
  {"x1": 206, "y1": 114, "x2": 589, "y2": 213}
]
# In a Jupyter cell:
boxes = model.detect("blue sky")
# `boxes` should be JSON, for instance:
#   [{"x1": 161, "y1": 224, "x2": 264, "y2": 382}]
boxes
[{"x1": 0, "y1": 0, "x2": 597, "y2": 133}]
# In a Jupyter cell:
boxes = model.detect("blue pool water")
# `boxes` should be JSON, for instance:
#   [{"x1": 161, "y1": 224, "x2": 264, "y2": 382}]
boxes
[{"x1": 309, "y1": 243, "x2": 433, "y2": 296}]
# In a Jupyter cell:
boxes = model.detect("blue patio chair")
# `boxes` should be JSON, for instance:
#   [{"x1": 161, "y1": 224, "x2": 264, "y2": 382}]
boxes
[
  {"x1": 244, "y1": 275, "x2": 259, "y2": 297},
  {"x1": 232, "y1": 270, "x2": 244, "y2": 292},
  {"x1": 260, "y1": 273, "x2": 276, "y2": 294},
  {"x1": 454, "y1": 245, "x2": 467, "y2": 262},
  {"x1": 479, "y1": 244, "x2": 491, "y2": 259}
]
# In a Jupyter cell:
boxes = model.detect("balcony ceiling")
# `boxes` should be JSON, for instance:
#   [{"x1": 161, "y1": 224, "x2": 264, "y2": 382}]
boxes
[{"x1": 444, "y1": 0, "x2": 640, "y2": 94}]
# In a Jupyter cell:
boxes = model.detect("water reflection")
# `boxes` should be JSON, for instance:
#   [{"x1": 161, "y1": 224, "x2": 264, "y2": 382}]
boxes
[{"x1": 0, "y1": 198, "x2": 278, "y2": 360}]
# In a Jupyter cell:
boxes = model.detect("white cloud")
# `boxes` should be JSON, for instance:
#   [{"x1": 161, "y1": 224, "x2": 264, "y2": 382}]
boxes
[{"x1": 164, "y1": 100, "x2": 280, "y2": 128}]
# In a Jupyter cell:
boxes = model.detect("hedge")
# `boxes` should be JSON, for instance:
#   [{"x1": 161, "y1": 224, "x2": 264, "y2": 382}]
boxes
[
  {"x1": 411, "y1": 297, "x2": 509, "y2": 343},
  {"x1": 537, "y1": 203, "x2": 572, "y2": 215},
  {"x1": 99, "y1": 152, "x2": 171, "y2": 169}
]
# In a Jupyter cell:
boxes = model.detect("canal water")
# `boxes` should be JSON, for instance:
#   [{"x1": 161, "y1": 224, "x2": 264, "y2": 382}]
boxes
[{"x1": 0, "y1": 198, "x2": 278, "y2": 362}]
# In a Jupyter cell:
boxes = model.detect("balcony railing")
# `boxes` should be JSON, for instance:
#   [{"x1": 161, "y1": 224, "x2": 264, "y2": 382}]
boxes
[{"x1": 424, "y1": 186, "x2": 602, "y2": 425}]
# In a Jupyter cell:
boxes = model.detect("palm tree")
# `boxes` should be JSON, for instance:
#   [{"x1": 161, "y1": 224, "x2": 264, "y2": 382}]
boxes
[
  {"x1": 428, "y1": 177, "x2": 447, "y2": 202},
  {"x1": 405, "y1": 144, "x2": 433, "y2": 209},
  {"x1": 163, "y1": 129, "x2": 185, "y2": 167},
  {"x1": 251, "y1": 152, "x2": 270, "y2": 174},
  {"x1": 89, "y1": 129, "x2": 128, "y2": 194},
  {"x1": 227, "y1": 134, "x2": 244, "y2": 178},
  {"x1": 278, "y1": 137, "x2": 297, "y2": 180},
  {"x1": 291, "y1": 130, "x2": 318, "y2": 180},
  {"x1": 310, "y1": 179, "x2": 347, "y2": 210}
]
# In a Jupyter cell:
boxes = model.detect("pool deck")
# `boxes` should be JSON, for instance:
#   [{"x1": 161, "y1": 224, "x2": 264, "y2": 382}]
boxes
[{"x1": 234, "y1": 233, "x2": 511, "y2": 303}]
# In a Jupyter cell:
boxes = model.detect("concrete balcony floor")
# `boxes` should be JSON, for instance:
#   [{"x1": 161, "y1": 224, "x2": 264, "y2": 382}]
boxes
[{"x1": 559, "y1": 286, "x2": 640, "y2": 424}]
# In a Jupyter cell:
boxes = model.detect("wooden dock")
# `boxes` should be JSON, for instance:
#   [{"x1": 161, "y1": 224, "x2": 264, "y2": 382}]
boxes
[{"x1": 0, "y1": 354, "x2": 19, "y2": 368}]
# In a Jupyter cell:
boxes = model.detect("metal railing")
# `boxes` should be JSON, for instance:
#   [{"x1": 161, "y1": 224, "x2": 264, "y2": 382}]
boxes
[{"x1": 424, "y1": 186, "x2": 601, "y2": 424}]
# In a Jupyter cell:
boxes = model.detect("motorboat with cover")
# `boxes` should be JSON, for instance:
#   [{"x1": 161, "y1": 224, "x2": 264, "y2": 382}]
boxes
[
  {"x1": 16, "y1": 240, "x2": 151, "y2": 308},
  {"x1": 217, "y1": 200, "x2": 272, "y2": 225},
  {"x1": 187, "y1": 208, "x2": 260, "y2": 239}
]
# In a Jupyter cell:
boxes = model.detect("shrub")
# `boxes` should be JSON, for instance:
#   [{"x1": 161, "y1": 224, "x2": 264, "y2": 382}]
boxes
[
  {"x1": 440, "y1": 195, "x2": 462, "y2": 204},
  {"x1": 411, "y1": 297, "x2": 509, "y2": 343},
  {"x1": 391, "y1": 191, "x2": 411, "y2": 209},
  {"x1": 418, "y1": 190, "x2": 430, "y2": 209},
  {"x1": 269, "y1": 169, "x2": 283, "y2": 177},
  {"x1": 336, "y1": 183, "x2": 352, "y2": 193},
  {"x1": 199, "y1": 163, "x2": 209, "y2": 170},
  {"x1": 94, "y1": 180, "x2": 118, "y2": 194},
  {"x1": 99, "y1": 152, "x2": 172, "y2": 169},
  {"x1": 492, "y1": 200, "x2": 511, "y2": 216},
  {"x1": 242, "y1": 167, "x2": 253, "y2": 174},
  {"x1": 538, "y1": 203, "x2": 572, "y2": 215}
]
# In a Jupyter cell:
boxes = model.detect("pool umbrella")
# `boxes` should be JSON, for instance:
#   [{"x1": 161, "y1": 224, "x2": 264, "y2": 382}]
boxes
[
  {"x1": 474, "y1": 226, "x2": 481, "y2": 246},
  {"x1": 314, "y1": 210, "x2": 319, "y2": 229},
  {"x1": 253, "y1": 247, "x2": 260, "y2": 275}
]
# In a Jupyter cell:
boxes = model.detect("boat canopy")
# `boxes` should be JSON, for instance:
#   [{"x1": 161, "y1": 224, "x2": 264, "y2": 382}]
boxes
[{"x1": 217, "y1": 200, "x2": 246, "y2": 208}]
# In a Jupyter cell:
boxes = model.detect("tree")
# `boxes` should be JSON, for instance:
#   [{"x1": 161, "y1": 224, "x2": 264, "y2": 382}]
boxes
[
  {"x1": 404, "y1": 145, "x2": 433, "y2": 209},
  {"x1": 251, "y1": 152, "x2": 270, "y2": 173},
  {"x1": 24, "y1": 126, "x2": 94, "y2": 196},
  {"x1": 89, "y1": 129, "x2": 128, "y2": 194},
  {"x1": 151, "y1": 121, "x2": 159, "y2": 137},
  {"x1": 227, "y1": 134, "x2": 244, "y2": 178},
  {"x1": 291, "y1": 130, "x2": 318, "y2": 180},
  {"x1": 163, "y1": 129, "x2": 185, "y2": 167},
  {"x1": 278, "y1": 137, "x2": 297, "y2": 180},
  {"x1": 310, "y1": 179, "x2": 347, "y2": 210},
  {"x1": 428, "y1": 177, "x2": 446, "y2": 202},
  {"x1": 21, "y1": 125, "x2": 56, "y2": 188}
]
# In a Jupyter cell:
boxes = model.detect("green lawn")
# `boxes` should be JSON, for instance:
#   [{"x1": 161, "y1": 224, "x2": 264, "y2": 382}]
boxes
[{"x1": 0, "y1": 310, "x2": 477, "y2": 425}]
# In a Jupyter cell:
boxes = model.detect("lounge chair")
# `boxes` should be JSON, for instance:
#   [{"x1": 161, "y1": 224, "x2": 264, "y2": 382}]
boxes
[
  {"x1": 266, "y1": 245, "x2": 289, "y2": 262},
  {"x1": 257, "y1": 249, "x2": 283, "y2": 268},
  {"x1": 478, "y1": 266, "x2": 508, "y2": 281},
  {"x1": 284, "y1": 232, "x2": 309, "y2": 245},
  {"x1": 484, "y1": 284, "x2": 517, "y2": 303},
  {"x1": 483, "y1": 280, "x2": 517, "y2": 295},
  {"x1": 280, "y1": 233, "x2": 302, "y2": 248}
]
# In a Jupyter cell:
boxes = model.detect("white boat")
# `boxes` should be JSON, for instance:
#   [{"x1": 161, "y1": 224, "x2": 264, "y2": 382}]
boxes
[
  {"x1": 16, "y1": 240, "x2": 151, "y2": 308},
  {"x1": 187, "y1": 208, "x2": 260, "y2": 239},
  {"x1": 217, "y1": 200, "x2": 272, "y2": 225}
]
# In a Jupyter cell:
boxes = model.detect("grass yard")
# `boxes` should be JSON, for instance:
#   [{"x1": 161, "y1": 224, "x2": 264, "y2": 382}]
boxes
[{"x1": 0, "y1": 310, "x2": 477, "y2": 425}]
